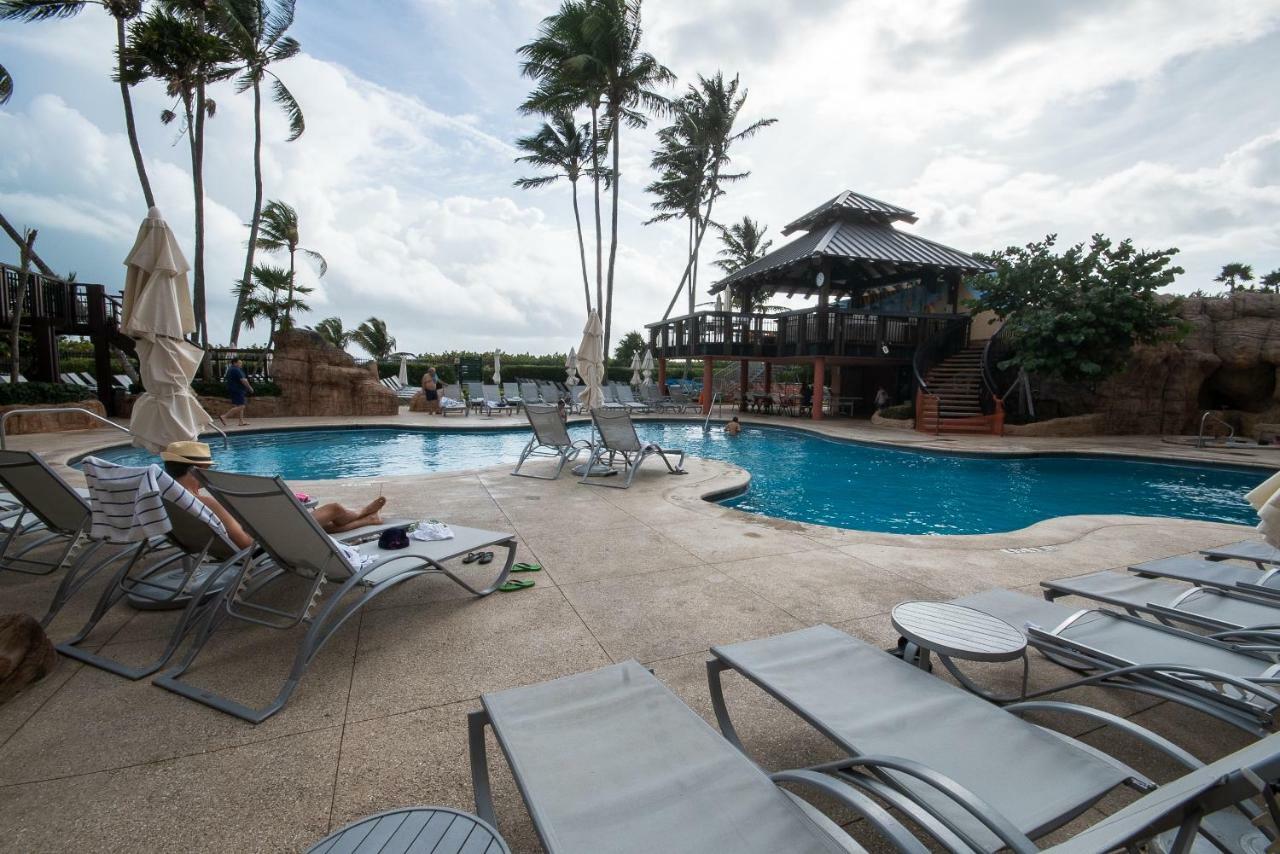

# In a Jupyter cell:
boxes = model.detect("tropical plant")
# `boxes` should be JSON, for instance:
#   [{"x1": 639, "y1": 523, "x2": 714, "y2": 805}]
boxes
[
  {"x1": 648, "y1": 73, "x2": 775, "y2": 322},
  {"x1": 612, "y1": 329, "x2": 644, "y2": 363},
  {"x1": 518, "y1": 0, "x2": 673, "y2": 357},
  {"x1": 220, "y1": 0, "x2": 305, "y2": 346},
  {"x1": 0, "y1": 60, "x2": 12, "y2": 104},
  {"x1": 235, "y1": 262, "x2": 310, "y2": 345},
  {"x1": 514, "y1": 110, "x2": 598, "y2": 314},
  {"x1": 1214, "y1": 262, "x2": 1254, "y2": 292},
  {"x1": 967, "y1": 233, "x2": 1186, "y2": 385},
  {"x1": 713, "y1": 216, "x2": 779, "y2": 312},
  {"x1": 253, "y1": 199, "x2": 326, "y2": 329},
  {"x1": 313, "y1": 316, "x2": 351, "y2": 349},
  {"x1": 1, "y1": 0, "x2": 157, "y2": 207},
  {"x1": 351, "y1": 317, "x2": 396, "y2": 361},
  {"x1": 121, "y1": 4, "x2": 235, "y2": 348},
  {"x1": 1260, "y1": 269, "x2": 1280, "y2": 294}
]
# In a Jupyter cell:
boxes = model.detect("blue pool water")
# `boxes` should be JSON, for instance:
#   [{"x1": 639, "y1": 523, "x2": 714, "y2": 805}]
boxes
[{"x1": 87, "y1": 423, "x2": 1269, "y2": 535}]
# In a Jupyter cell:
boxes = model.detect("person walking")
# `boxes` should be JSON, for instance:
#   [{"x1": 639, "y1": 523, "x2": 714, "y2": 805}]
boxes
[{"x1": 219, "y1": 357, "x2": 253, "y2": 426}]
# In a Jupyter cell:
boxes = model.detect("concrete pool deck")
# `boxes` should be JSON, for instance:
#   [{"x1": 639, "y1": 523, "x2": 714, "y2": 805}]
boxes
[{"x1": 0, "y1": 410, "x2": 1275, "y2": 852}]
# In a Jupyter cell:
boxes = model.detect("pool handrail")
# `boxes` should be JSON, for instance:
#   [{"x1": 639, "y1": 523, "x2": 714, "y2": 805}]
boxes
[{"x1": 0, "y1": 407, "x2": 229, "y2": 451}]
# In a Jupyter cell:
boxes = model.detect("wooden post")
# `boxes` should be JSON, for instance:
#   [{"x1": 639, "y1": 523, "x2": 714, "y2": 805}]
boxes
[
  {"x1": 946, "y1": 270, "x2": 961, "y2": 314},
  {"x1": 812, "y1": 357, "x2": 825, "y2": 421},
  {"x1": 738, "y1": 358, "x2": 748, "y2": 412},
  {"x1": 657, "y1": 357, "x2": 667, "y2": 393},
  {"x1": 817, "y1": 258, "x2": 833, "y2": 351},
  {"x1": 87, "y1": 285, "x2": 114, "y2": 414},
  {"x1": 701, "y1": 358, "x2": 714, "y2": 414}
]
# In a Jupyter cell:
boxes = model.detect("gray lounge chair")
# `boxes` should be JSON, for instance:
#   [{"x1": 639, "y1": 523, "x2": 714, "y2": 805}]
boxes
[
  {"x1": 953, "y1": 588, "x2": 1280, "y2": 735},
  {"x1": 597, "y1": 384, "x2": 626, "y2": 410},
  {"x1": 512, "y1": 404, "x2": 591, "y2": 480},
  {"x1": 469, "y1": 659, "x2": 933, "y2": 854},
  {"x1": 613, "y1": 385, "x2": 649, "y2": 412},
  {"x1": 436, "y1": 384, "x2": 468, "y2": 416},
  {"x1": 709, "y1": 624, "x2": 1276, "y2": 853},
  {"x1": 518, "y1": 381, "x2": 542, "y2": 405},
  {"x1": 579, "y1": 408, "x2": 685, "y2": 489},
  {"x1": 475, "y1": 384, "x2": 514, "y2": 416},
  {"x1": 307, "y1": 807, "x2": 510, "y2": 854},
  {"x1": 1203, "y1": 539, "x2": 1280, "y2": 567},
  {"x1": 154, "y1": 469, "x2": 517, "y2": 723},
  {"x1": 0, "y1": 450, "x2": 105, "y2": 585},
  {"x1": 1129, "y1": 555, "x2": 1280, "y2": 598},
  {"x1": 642, "y1": 383, "x2": 681, "y2": 412},
  {"x1": 1042, "y1": 569, "x2": 1280, "y2": 635}
]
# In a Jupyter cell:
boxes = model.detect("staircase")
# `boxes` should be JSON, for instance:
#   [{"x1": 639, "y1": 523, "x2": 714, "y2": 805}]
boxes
[{"x1": 917, "y1": 343, "x2": 1003, "y2": 435}]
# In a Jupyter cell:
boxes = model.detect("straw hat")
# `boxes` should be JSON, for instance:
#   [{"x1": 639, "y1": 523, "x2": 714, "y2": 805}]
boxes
[{"x1": 160, "y1": 440, "x2": 213, "y2": 465}]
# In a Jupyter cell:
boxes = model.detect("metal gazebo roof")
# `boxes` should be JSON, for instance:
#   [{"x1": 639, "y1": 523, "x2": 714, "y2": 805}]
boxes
[{"x1": 781, "y1": 189, "x2": 918, "y2": 235}]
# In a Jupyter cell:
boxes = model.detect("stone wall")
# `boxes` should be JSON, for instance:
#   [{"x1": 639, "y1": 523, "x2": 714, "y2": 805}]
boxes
[
  {"x1": 270, "y1": 330, "x2": 398, "y2": 417},
  {"x1": 0, "y1": 399, "x2": 107, "y2": 435},
  {"x1": 1038, "y1": 293, "x2": 1280, "y2": 435}
]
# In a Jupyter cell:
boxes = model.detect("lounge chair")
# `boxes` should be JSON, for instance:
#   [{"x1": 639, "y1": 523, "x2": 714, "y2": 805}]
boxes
[
  {"x1": 668, "y1": 386, "x2": 695, "y2": 411},
  {"x1": 307, "y1": 807, "x2": 511, "y2": 854},
  {"x1": 518, "y1": 381, "x2": 543, "y2": 405},
  {"x1": 60, "y1": 372, "x2": 88, "y2": 387},
  {"x1": 481, "y1": 384, "x2": 515, "y2": 415},
  {"x1": 436, "y1": 384, "x2": 468, "y2": 416},
  {"x1": 1203, "y1": 539, "x2": 1280, "y2": 568},
  {"x1": 1128, "y1": 554, "x2": 1280, "y2": 598},
  {"x1": 640, "y1": 383, "x2": 678, "y2": 412},
  {"x1": 953, "y1": 588, "x2": 1280, "y2": 735},
  {"x1": 155, "y1": 469, "x2": 516, "y2": 723},
  {"x1": 464, "y1": 381, "x2": 487, "y2": 414},
  {"x1": 468, "y1": 659, "x2": 933, "y2": 854},
  {"x1": 0, "y1": 450, "x2": 105, "y2": 582},
  {"x1": 613, "y1": 384, "x2": 650, "y2": 412},
  {"x1": 597, "y1": 384, "x2": 626, "y2": 411},
  {"x1": 579, "y1": 408, "x2": 685, "y2": 489},
  {"x1": 1042, "y1": 569, "x2": 1280, "y2": 634},
  {"x1": 511, "y1": 404, "x2": 591, "y2": 480},
  {"x1": 708, "y1": 624, "x2": 1277, "y2": 853},
  {"x1": 561, "y1": 385, "x2": 584, "y2": 414}
]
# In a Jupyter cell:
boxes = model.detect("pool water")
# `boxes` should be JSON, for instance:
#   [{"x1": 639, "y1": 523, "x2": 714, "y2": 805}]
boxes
[{"x1": 88, "y1": 423, "x2": 1269, "y2": 535}]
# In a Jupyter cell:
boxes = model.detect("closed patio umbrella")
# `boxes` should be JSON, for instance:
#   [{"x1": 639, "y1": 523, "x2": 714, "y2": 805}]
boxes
[
  {"x1": 565, "y1": 347, "x2": 578, "y2": 387},
  {"x1": 576, "y1": 311, "x2": 604, "y2": 412},
  {"x1": 629, "y1": 351, "x2": 642, "y2": 386},
  {"x1": 121, "y1": 207, "x2": 211, "y2": 454},
  {"x1": 397, "y1": 354, "x2": 409, "y2": 387},
  {"x1": 641, "y1": 348, "x2": 654, "y2": 386},
  {"x1": 492, "y1": 351, "x2": 502, "y2": 386}
]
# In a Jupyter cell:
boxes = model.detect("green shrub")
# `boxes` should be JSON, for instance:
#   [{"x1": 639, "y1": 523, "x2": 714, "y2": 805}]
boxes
[
  {"x1": 190, "y1": 380, "x2": 282, "y2": 398},
  {"x1": 880, "y1": 402, "x2": 914, "y2": 420},
  {"x1": 0, "y1": 382, "x2": 98, "y2": 406},
  {"x1": 377, "y1": 362, "x2": 633, "y2": 386}
]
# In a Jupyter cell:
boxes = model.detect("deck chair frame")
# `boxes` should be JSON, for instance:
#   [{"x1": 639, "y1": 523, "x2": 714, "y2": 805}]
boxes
[
  {"x1": 579, "y1": 408, "x2": 685, "y2": 489},
  {"x1": 0, "y1": 450, "x2": 103, "y2": 580},
  {"x1": 154, "y1": 469, "x2": 515, "y2": 723},
  {"x1": 511, "y1": 404, "x2": 591, "y2": 480}
]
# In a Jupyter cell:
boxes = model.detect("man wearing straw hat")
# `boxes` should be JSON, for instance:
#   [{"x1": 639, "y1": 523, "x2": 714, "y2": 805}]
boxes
[{"x1": 161, "y1": 441, "x2": 390, "y2": 548}]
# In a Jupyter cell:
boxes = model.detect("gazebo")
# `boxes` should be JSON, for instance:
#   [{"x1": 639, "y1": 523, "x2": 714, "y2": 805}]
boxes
[{"x1": 645, "y1": 190, "x2": 995, "y2": 426}]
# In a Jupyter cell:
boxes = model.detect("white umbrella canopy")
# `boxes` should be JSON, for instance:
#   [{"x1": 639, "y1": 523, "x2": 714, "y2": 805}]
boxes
[
  {"x1": 492, "y1": 351, "x2": 502, "y2": 386},
  {"x1": 397, "y1": 355, "x2": 409, "y2": 386},
  {"x1": 641, "y1": 348, "x2": 654, "y2": 386},
  {"x1": 122, "y1": 207, "x2": 211, "y2": 453},
  {"x1": 576, "y1": 311, "x2": 605, "y2": 412},
  {"x1": 628, "y1": 351, "x2": 642, "y2": 386},
  {"x1": 564, "y1": 347, "x2": 579, "y2": 386}
]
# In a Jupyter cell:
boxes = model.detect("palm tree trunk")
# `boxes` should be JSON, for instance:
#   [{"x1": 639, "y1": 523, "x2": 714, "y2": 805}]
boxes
[
  {"x1": 589, "y1": 104, "x2": 603, "y2": 317},
  {"x1": 570, "y1": 178, "x2": 591, "y2": 314},
  {"x1": 0, "y1": 211, "x2": 55, "y2": 277},
  {"x1": 191, "y1": 83, "x2": 208, "y2": 351},
  {"x1": 114, "y1": 14, "x2": 155, "y2": 210},
  {"x1": 284, "y1": 248, "x2": 296, "y2": 331},
  {"x1": 660, "y1": 180, "x2": 720, "y2": 321},
  {"x1": 604, "y1": 118, "x2": 621, "y2": 360},
  {"x1": 230, "y1": 78, "x2": 265, "y2": 347}
]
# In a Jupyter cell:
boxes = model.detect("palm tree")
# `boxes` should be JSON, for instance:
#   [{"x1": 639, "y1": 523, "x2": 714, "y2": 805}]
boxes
[
  {"x1": 253, "y1": 199, "x2": 326, "y2": 330},
  {"x1": 1214, "y1": 262, "x2": 1254, "y2": 292},
  {"x1": 351, "y1": 317, "x2": 396, "y2": 361},
  {"x1": 713, "y1": 216, "x2": 776, "y2": 312},
  {"x1": 122, "y1": 6, "x2": 234, "y2": 348},
  {"x1": 514, "y1": 110, "x2": 596, "y2": 314},
  {"x1": 313, "y1": 316, "x2": 351, "y2": 349},
  {"x1": 1261, "y1": 269, "x2": 1280, "y2": 294},
  {"x1": 220, "y1": 0, "x2": 304, "y2": 346},
  {"x1": 0, "y1": 61, "x2": 13, "y2": 104},
  {"x1": 236, "y1": 263, "x2": 310, "y2": 345},
  {"x1": 1, "y1": 0, "x2": 156, "y2": 207}
]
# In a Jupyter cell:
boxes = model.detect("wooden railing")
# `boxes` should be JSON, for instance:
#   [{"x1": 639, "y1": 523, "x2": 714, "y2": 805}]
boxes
[
  {"x1": 646, "y1": 309, "x2": 970, "y2": 361},
  {"x1": 0, "y1": 262, "x2": 120, "y2": 334}
]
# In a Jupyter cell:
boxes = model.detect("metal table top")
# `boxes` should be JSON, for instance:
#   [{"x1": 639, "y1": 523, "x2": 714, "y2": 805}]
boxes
[{"x1": 892, "y1": 600, "x2": 1026, "y2": 662}]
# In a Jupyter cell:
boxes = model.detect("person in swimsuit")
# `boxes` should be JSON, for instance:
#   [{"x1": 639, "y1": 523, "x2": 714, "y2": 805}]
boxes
[
  {"x1": 161, "y1": 441, "x2": 389, "y2": 549},
  {"x1": 421, "y1": 367, "x2": 440, "y2": 414}
]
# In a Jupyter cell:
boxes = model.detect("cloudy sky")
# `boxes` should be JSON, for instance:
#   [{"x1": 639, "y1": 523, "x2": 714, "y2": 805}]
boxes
[{"x1": 2, "y1": 0, "x2": 1278, "y2": 357}]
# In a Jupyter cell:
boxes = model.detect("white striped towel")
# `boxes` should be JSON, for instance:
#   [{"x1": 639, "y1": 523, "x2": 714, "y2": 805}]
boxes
[{"x1": 79, "y1": 456, "x2": 224, "y2": 544}]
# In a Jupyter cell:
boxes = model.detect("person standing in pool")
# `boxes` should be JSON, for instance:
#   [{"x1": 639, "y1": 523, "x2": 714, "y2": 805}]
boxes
[
  {"x1": 219, "y1": 357, "x2": 253, "y2": 427},
  {"x1": 725, "y1": 416, "x2": 741, "y2": 436},
  {"x1": 420, "y1": 366, "x2": 440, "y2": 414},
  {"x1": 160, "y1": 441, "x2": 390, "y2": 549}
]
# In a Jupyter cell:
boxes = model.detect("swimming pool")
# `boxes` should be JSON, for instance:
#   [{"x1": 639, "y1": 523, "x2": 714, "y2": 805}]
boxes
[{"x1": 86, "y1": 423, "x2": 1269, "y2": 535}]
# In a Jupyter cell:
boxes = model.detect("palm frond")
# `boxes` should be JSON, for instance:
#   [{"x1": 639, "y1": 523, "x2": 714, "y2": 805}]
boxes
[
  {"x1": 0, "y1": 0, "x2": 85, "y2": 22},
  {"x1": 270, "y1": 73, "x2": 303, "y2": 139},
  {"x1": 0, "y1": 62, "x2": 12, "y2": 104},
  {"x1": 302, "y1": 247, "x2": 327, "y2": 277}
]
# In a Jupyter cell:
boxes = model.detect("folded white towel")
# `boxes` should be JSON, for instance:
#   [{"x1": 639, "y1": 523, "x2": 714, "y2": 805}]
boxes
[
  {"x1": 411, "y1": 520, "x2": 453, "y2": 541},
  {"x1": 332, "y1": 538, "x2": 376, "y2": 569}
]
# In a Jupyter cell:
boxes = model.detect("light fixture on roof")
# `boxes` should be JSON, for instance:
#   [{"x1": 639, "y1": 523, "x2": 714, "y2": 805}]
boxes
[{"x1": 815, "y1": 271, "x2": 825, "y2": 288}]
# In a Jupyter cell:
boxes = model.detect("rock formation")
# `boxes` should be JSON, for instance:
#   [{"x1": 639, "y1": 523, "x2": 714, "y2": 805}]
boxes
[
  {"x1": 0, "y1": 613, "x2": 56, "y2": 707},
  {"x1": 0, "y1": 399, "x2": 106, "y2": 435},
  {"x1": 270, "y1": 330, "x2": 398, "y2": 417}
]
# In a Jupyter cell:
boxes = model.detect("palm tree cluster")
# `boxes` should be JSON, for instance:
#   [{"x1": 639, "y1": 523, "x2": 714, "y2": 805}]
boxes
[
  {"x1": 646, "y1": 72, "x2": 775, "y2": 322},
  {"x1": 349, "y1": 317, "x2": 396, "y2": 361},
  {"x1": 1215, "y1": 262, "x2": 1280, "y2": 294},
  {"x1": 713, "y1": 216, "x2": 777, "y2": 313},
  {"x1": 1, "y1": 0, "x2": 308, "y2": 350},
  {"x1": 514, "y1": 0, "x2": 674, "y2": 359}
]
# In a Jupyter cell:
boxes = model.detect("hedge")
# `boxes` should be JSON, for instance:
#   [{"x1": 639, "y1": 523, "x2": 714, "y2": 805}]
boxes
[
  {"x1": 0, "y1": 382, "x2": 98, "y2": 406},
  {"x1": 880, "y1": 402, "x2": 914, "y2": 420},
  {"x1": 191, "y1": 379, "x2": 282, "y2": 398}
]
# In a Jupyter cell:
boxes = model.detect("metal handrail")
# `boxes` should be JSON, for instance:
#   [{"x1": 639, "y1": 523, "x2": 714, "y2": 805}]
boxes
[
  {"x1": 1198, "y1": 411, "x2": 1236, "y2": 448},
  {"x1": 703, "y1": 391, "x2": 721, "y2": 432},
  {"x1": 0, "y1": 406, "x2": 230, "y2": 450}
]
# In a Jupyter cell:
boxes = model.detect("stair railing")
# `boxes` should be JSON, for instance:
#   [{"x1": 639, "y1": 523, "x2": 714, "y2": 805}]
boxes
[{"x1": 912, "y1": 317, "x2": 970, "y2": 430}]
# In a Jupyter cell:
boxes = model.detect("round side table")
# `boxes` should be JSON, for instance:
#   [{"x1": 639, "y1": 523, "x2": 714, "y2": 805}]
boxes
[{"x1": 891, "y1": 600, "x2": 1029, "y2": 700}]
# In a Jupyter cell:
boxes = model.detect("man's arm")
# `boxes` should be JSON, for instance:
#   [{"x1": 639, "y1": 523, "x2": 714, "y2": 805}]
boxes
[
  {"x1": 240, "y1": 373, "x2": 254, "y2": 393},
  {"x1": 198, "y1": 493, "x2": 253, "y2": 549}
]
